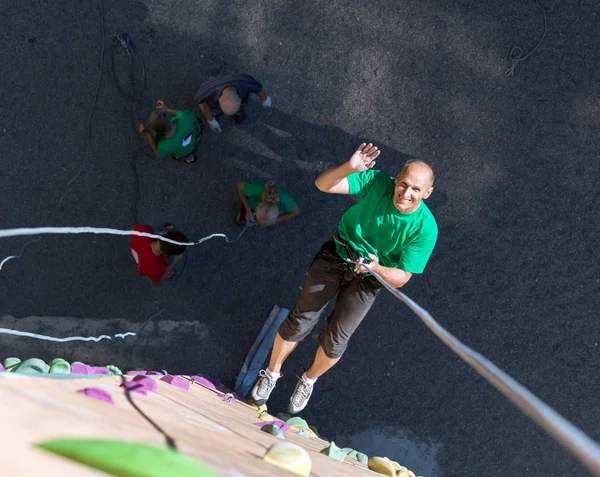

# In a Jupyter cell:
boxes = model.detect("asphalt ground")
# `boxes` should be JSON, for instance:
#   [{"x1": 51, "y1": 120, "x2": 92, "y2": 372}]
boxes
[{"x1": 1, "y1": 1, "x2": 600, "y2": 476}]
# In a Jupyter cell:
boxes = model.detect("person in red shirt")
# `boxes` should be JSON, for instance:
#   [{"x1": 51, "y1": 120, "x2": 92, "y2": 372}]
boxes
[{"x1": 130, "y1": 224, "x2": 188, "y2": 284}]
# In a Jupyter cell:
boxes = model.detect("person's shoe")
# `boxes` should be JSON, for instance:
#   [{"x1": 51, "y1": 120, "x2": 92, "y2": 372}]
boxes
[
  {"x1": 251, "y1": 369, "x2": 278, "y2": 406},
  {"x1": 233, "y1": 107, "x2": 246, "y2": 124},
  {"x1": 287, "y1": 374, "x2": 314, "y2": 414}
]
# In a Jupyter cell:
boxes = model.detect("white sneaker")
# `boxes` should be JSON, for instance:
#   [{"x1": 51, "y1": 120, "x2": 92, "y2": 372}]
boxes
[
  {"x1": 251, "y1": 370, "x2": 277, "y2": 406},
  {"x1": 288, "y1": 375, "x2": 314, "y2": 414}
]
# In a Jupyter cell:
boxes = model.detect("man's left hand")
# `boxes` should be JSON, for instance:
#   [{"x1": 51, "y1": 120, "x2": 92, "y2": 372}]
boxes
[
  {"x1": 262, "y1": 96, "x2": 272, "y2": 108},
  {"x1": 355, "y1": 254, "x2": 378, "y2": 275}
]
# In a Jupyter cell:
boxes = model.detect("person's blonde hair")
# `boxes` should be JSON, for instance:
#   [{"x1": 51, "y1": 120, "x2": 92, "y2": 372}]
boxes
[{"x1": 255, "y1": 181, "x2": 280, "y2": 227}]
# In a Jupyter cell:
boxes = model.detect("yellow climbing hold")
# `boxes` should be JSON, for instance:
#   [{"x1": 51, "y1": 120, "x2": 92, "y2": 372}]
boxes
[
  {"x1": 367, "y1": 456, "x2": 396, "y2": 477},
  {"x1": 398, "y1": 472, "x2": 416, "y2": 477},
  {"x1": 258, "y1": 412, "x2": 276, "y2": 422},
  {"x1": 263, "y1": 442, "x2": 312, "y2": 476},
  {"x1": 251, "y1": 403, "x2": 268, "y2": 412}
]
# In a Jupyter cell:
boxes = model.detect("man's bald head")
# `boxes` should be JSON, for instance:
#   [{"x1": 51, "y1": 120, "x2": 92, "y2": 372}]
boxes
[
  {"x1": 393, "y1": 160, "x2": 435, "y2": 213},
  {"x1": 218, "y1": 89, "x2": 242, "y2": 115},
  {"x1": 398, "y1": 160, "x2": 435, "y2": 188}
]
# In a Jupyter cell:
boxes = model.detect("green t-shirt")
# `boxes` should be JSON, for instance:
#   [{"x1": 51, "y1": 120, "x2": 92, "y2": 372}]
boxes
[
  {"x1": 242, "y1": 181, "x2": 297, "y2": 214},
  {"x1": 156, "y1": 110, "x2": 201, "y2": 158},
  {"x1": 336, "y1": 170, "x2": 438, "y2": 274}
]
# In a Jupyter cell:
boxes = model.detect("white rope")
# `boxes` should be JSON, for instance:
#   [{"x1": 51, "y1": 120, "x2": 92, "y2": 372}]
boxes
[
  {"x1": 0, "y1": 327, "x2": 136, "y2": 342},
  {"x1": 361, "y1": 262, "x2": 600, "y2": 477},
  {"x1": 0, "y1": 226, "x2": 223, "y2": 246}
]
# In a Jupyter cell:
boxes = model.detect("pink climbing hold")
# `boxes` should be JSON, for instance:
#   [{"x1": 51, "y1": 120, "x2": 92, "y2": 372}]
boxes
[
  {"x1": 77, "y1": 388, "x2": 114, "y2": 405},
  {"x1": 120, "y1": 380, "x2": 147, "y2": 396},
  {"x1": 253, "y1": 420, "x2": 291, "y2": 434},
  {"x1": 132, "y1": 375, "x2": 157, "y2": 393},
  {"x1": 190, "y1": 376, "x2": 217, "y2": 390},
  {"x1": 71, "y1": 364, "x2": 91, "y2": 374},
  {"x1": 160, "y1": 375, "x2": 190, "y2": 391},
  {"x1": 91, "y1": 367, "x2": 110, "y2": 375},
  {"x1": 126, "y1": 370, "x2": 148, "y2": 376},
  {"x1": 0, "y1": 363, "x2": 5, "y2": 372}
]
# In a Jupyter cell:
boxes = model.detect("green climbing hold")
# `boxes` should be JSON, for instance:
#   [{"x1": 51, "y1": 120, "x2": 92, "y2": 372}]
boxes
[
  {"x1": 319, "y1": 441, "x2": 350, "y2": 461},
  {"x1": 296, "y1": 428, "x2": 310, "y2": 438},
  {"x1": 37, "y1": 439, "x2": 220, "y2": 477},
  {"x1": 261, "y1": 424, "x2": 285, "y2": 440},
  {"x1": 106, "y1": 365, "x2": 123, "y2": 375},
  {"x1": 4, "y1": 357, "x2": 21, "y2": 371},
  {"x1": 14, "y1": 358, "x2": 49, "y2": 374},
  {"x1": 286, "y1": 416, "x2": 309, "y2": 428},
  {"x1": 49, "y1": 358, "x2": 71, "y2": 374},
  {"x1": 347, "y1": 449, "x2": 368, "y2": 464}
]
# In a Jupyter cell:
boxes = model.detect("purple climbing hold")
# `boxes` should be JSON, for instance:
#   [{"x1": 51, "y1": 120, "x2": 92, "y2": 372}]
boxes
[
  {"x1": 132, "y1": 375, "x2": 157, "y2": 393},
  {"x1": 91, "y1": 367, "x2": 110, "y2": 375},
  {"x1": 126, "y1": 370, "x2": 148, "y2": 376},
  {"x1": 0, "y1": 363, "x2": 5, "y2": 372},
  {"x1": 77, "y1": 388, "x2": 114, "y2": 405},
  {"x1": 218, "y1": 393, "x2": 236, "y2": 403},
  {"x1": 190, "y1": 376, "x2": 217, "y2": 391},
  {"x1": 253, "y1": 420, "x2": 291, "y2": 434},
  {"x1": 120, "y1": 381, "x2": 147, "y2": 396},
  {"x1": 71, "y1": 364, "x2": 91, "y2": 374},
  {"x1": 147, "y1": 370, "x2": 166, "y2": 376},
  {"x1": 160, "y1": 375, "x2": 190, "y2": 391}
]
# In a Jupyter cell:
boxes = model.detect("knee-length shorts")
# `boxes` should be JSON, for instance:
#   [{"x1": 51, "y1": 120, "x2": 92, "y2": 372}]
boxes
[{"x1": 278, "y1": 239, "x2": 382, "y2": 359}]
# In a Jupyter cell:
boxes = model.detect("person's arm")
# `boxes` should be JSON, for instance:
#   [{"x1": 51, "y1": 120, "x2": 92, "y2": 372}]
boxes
[
  {"x1": 155, "y1": 100, "x2": 179, "y2": 115},
  {"x1": 276, "y1": 206, "x2": 300, "y2": 223},
  {"x1": 199, "y1": 102, "x2": 214, "y2": 122},
  {"x1": 315, "y1": 143, "x2": 380, "y2": 194},
  {"x1": 355, "y1": 254, "x2": 413, "y2": 288},
  {"x1": 199, "y1": 102, "x2": 222, "y2": 133},
  {"x1": 236, "y1": 181, "x2": 254, "y2": 221},
  {"x1": 156, "y1": 255, "x2": 183, "y2": 284},
  {"x1": 138, "y1": 124, "x2": 163, "y2": 158}
]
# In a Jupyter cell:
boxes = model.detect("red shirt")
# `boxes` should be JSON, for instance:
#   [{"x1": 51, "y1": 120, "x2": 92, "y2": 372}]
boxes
[{"x1": 130, "y1": 225, "x2": 165, "y2": 283}]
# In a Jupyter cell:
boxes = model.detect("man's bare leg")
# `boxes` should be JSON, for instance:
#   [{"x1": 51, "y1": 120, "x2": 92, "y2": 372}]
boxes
[
  {"x1": 267, "y1": 333, "x2": 299, "y2": 373},
  {"x1": 305, "y1": 346, "x2": 339, "y2": 380}
]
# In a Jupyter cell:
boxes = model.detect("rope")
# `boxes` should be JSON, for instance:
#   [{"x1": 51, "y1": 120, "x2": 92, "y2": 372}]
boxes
[
  {"x1": 359, "y1": 261, "x2": 600, "y2": 477},
  {"x1": 0, "y1": 328, "x2": 135, "y2": 342},
  {"x1": 505, "y1": 0, "x2": 555, "y2": 77}
]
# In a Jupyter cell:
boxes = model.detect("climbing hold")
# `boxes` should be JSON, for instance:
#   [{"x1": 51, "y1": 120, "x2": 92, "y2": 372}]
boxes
[
  {"x1": 263, "y1": 442, "x2": 312, "y2": 476},
  {"x1": 190, "y1": 375, "x2": 217, "y2": 390},
  {"x1": 398, "y1": 471, "x2": 416, "y2": 477},
  {"x1": 71, "y1": 363, "x2": 91, "y2": 374},
  {"x1": 296, "y1": 428, "x2": 310, "y2": 438},
  {"x1": 0, "y1": 363, "x2": 4, "y2": 372},
  {"x1": 254, "y1": 420, "x2": 290, "y2": 434},
  {"x1": 106, "y1": 365, "x2": 123, "y2": 375},
  {"x1": 289, "y1": 425, "x2": 317, "y2": 438},
  {"x1": 4, "y1": 357, "x2": 21, "y2": 371},
  {"x1": 309, "y1": 425, "x2": 322, "y2": 438},
  {"x1": 132, "y1": 375, "x2": 157, "y2": 392},
  {"x1": 14, "y1": 358, "x2": 50, "y2": 374},
  {"x1": 218, "y1": 393, "x2": 236, "y2": 403},
  {"x1": 160, "y1": 375, "x2": 190, "y2": 391},
  {"x1": 49, "y1": 358, "x2": 71, "y2": 374},
  {"x1": 126, "y1": 370, "x2": 148, "y2": 376},
  {"x1": 120, "y1": 380, "x2": 147, "y2": 396},
  {"x1": 77, "y1": 388, "x2": 114, "y2": 405},
  {"x1": 276, "y1": 412, "x2": 291, "y2": 421},
  {"x1": 368, "y1": 456, "x2": 396, "y2": 476},
  {"x1": 91, "y1": 367, "x2": 110, "y2": 375},
  {"x1": 261, "y1": 424, "x2": 285, "y2": 439},
  {"x1": 347, "y1": 449, "x2": 369, "y2": 464},
  {"x1": 286, "y1": 416, "x2": 309, "y2": 427},
  {"x1": 319, "y1": 441, "x2": 350, "y2": 461},
  {"x1": 37, "y1": 439, "x2": 220, "y2": 476}
]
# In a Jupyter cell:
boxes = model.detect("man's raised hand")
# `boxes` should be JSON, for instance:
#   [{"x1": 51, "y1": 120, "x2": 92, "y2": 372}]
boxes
[{"x1": 348, "y1": 143, "x2": 380, "y2": 172}]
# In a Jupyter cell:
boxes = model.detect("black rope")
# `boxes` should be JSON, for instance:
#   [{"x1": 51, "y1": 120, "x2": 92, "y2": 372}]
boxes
[{"x1": 119, "y1": 375, "x2": 177, "y2": 450}]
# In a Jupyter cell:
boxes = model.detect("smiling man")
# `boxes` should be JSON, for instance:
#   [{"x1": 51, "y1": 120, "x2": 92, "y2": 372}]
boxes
[{"x1": 251, "y1": 143, "x2": 438, "y2": 414}]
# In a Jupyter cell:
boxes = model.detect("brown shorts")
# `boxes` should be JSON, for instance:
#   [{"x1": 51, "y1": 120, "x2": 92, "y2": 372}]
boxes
[{"x1": 278, "y1": 239, "x2": 381, "y2": 359}]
